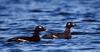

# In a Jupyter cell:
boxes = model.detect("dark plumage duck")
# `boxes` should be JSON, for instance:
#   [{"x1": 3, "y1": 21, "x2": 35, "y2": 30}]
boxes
[
  {"x1": 7, "y1": 25, "x2": 46, "y2": 42},
  {"x1": 42, "y1": 21, "x2": 74, "y2": 39}
]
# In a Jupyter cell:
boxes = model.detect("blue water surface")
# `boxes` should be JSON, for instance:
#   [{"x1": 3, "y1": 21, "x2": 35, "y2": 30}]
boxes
[{"x1": 0, "y1": 0, "x2": 100, "y2": 52}]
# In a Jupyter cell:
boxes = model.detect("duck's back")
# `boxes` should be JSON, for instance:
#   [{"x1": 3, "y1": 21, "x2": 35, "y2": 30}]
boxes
[
  {"x1": 7, "y1": 36, "x2": 40, "y2": 42},
  {"x1": 42, "y1": 33, "x2": 72, "y2": 39}
]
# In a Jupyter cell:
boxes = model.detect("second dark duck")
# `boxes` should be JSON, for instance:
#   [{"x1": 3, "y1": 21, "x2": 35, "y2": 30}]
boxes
[
  {"x1": 7, "y1": 25, "x2": 46, "y2": 42},
  {"x1": 42, "y1": 21, "x2": 74, "y2": 39}
]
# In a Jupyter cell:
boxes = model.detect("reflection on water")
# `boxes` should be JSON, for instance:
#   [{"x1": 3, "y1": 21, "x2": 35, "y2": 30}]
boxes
[{"x1": 0, "y1": 0, "x2": 100, "y2": 52}]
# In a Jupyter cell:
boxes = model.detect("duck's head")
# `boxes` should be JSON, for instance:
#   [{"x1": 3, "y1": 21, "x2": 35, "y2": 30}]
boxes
[
  {"x1": 34, "y1": 25, "x2": 46, "y2": 32},
  {"x1": 66, "y1": 21, "x2": 75, "y2": 29}
]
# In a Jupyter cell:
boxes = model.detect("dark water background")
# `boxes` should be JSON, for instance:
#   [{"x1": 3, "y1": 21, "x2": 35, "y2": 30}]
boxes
[{"x1": 0, "y1": 0, "x2": 100, "y2": 52}]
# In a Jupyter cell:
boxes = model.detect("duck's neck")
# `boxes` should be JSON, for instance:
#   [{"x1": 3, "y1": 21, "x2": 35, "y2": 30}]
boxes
[
  {"x1": 31, "y1": 31, "x2": 40, "y2": 41},
  {"x1": 32, "y1": 31, "x2": 40, "y2": 38},
  {"x1": 64, "y1": 28, "x2": 71, "y2": 35}
]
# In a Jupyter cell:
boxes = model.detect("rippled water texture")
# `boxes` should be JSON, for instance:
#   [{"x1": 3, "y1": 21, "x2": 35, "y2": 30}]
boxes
[{"x1": 0, "y1": 0, "x2": 100, "y2": 52}]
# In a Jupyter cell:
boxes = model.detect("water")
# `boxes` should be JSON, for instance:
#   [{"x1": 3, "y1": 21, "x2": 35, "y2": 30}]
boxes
[{"x1": 0, "y1": 0, "x2": 100, "y2": 52}]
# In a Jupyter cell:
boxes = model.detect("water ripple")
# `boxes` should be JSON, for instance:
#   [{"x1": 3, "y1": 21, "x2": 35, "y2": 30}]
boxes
[{"x1": 0, "y1": 0, "x2": 100, "y2": 52}]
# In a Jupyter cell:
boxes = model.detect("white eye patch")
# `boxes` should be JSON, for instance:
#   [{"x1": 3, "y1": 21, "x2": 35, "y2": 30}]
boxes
[
  {"x1": 39, "y1": 26, "x2": 42, "y2": 28},
  {"x1": 68, "y1": 23, "x2": 71, "y2": 25}
]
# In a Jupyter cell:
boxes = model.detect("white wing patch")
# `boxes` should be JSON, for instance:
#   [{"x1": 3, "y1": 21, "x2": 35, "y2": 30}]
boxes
[
  {"x1": 18, "y1": 39, "x2": 28, "y2": 42},
  {"x1": 53, "y1": 35, "x2": 58, "y2": 38}
]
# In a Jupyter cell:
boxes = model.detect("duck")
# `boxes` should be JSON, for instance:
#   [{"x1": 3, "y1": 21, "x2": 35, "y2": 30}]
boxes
[
  {"x1": 42, "y1": 21, "x2": 74, "y2": 39},
  {"x1": 7, "y1": 25, "x2": 46, "y2": 42}
]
